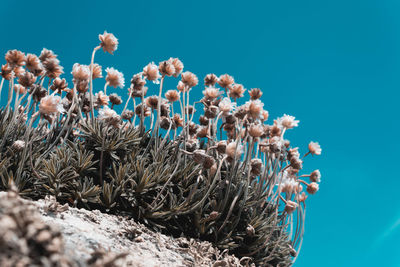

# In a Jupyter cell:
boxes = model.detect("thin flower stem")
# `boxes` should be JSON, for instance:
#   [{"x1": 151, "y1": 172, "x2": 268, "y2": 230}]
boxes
[{"x1": 89, "y1": 45, "x2": 101, "y2": 121}]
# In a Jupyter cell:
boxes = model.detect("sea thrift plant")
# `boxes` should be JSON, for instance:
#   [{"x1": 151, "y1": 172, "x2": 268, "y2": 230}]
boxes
[{"x1": 0, "y1": 32, "x2": 322, "y2": 266}]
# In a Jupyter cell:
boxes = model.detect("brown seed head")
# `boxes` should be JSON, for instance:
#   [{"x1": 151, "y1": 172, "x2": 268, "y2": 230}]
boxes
[
  {"x1": 249, "y1": 88, "x2": 263, "y2": 100},
  {"x1": 131, "y1": 73, "x2": 146, "y2": 90},
  {"x1": 173, "y1": 114, "x2": 184, "y2": 128},
  {"x1": 204, "y1": 74, "x2": 218, "y2": 86},
  {"x1": 1, "y1": 64, "x2": 13, "y2": 80},
  {"x1": 310, "y1": 170, "x2": 321, "y2": 183},
  {"x1": 250, "y1": 158, "x2": 263, "y2": 176},
  {"x1": 18, "y1": 71, "x2": 36, "y2": 87},
  {"x1": 109, "y1": 93, "x2": 122, "y2": 105},
  {"x1": 203, "y1": 155, "x2": 215, "y2": 169},
  {"x1": 121, "y1": 110, "x2": 134, "y2": 120},
  {"x1": 145, "y1": 95, "x2": 158, "y2": 110},
  {"x1": 135, "y1": 103, "x2": 151, "y2": 117}
]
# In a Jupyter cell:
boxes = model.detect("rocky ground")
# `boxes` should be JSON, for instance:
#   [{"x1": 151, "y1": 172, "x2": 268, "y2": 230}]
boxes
[{"x1": 0, "y1": 190, "x2": 252, "y2": 267}]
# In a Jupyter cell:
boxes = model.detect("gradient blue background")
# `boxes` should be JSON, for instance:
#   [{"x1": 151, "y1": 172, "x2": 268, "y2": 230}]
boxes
[{"x1": 1, "y1": 1, "x2": 399, "y2": 266}]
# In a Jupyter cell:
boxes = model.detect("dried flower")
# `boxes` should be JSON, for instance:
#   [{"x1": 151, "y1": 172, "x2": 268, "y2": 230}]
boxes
[
  {"x1": 131, "y1": 73, "x2": 146, "y2": 90},
  {"x1": 135, "y1": 103, "x2": 151, "y2": 117},
  {"x1": 203, "y1": 87, "x2": 221, "y2": 100},
  {"x1": 250, "y1": 158, "x2": 263, "y2": 176},
  {"x1": 99, "y1": 31, "x2": 118, "y2": 54},
  {"x1": 26, "y1": 53, "x2": 44, "y2": 76},
  {"x1": 307, "y1": 182, "x2": 319, "y2": 194},
  {"x1": 249, "y1": 88, "x2": 263, "y2": 100},
  {"x1": 276, "y1": 114, "x2": 299, "y2": 129},
  {"x1": 143, "y1": 62, "x2": 161, "y2": 83},
  {"x1": 229, "y1": 84, "x2": 245, "y2": 99},
  {"x1": 203, "y1": 155, "x2": 215, "y2": 169},
  {"x1": 42, "y1": 58, "x2": 64, "y2": 79},
  {"x1": 308, "y1": 141, "x2": 322, "y2": 155},
  {"x1": 217, "y1": 74, "x2": 234, "y2": 88},
  {"x1": 109, "y1": 93, "x2": 122, "y2": 106},
  {"x1": 177, "y1": 81, "x2": 186, "y2": 92},
  {"x1": 262, "y1": 110, "x2": 269, "y2": 121},
  {"x1": 170, "y1": 58, "x2": 184, "y2": 77},
  {"x1": 91, "y1": 63, "x2": 103, "y2": 79},
  {"x1": 11, "y1": 140, "x2": 25, "y2": 151},
  {"x1": 121, "y1": 110, "x2": 134, "y2": 120},
  {"x1": 145, "y1": 95, "x2": 158, "y2": 110},
  {"x1": 165, "y1": 90, "x2": 180, "y2": 102},
  {"x1": 281, "y1": 177, "x2": 299, "y2": 194},
  {"x1": 98, "y1": 106, "x2": 121, "y2": 126},
  {"x1": 50, "y1": 78, "x2": 68, "y2": 93},
  {"x1": 310, "y1": 170, "x2": 321, "y2": 183},
  {"x1": 218, "y1": 97, "x2": 235, "y2": 115},
  {"x1": 5, "y1": 50, "x2": 25, "y2": 68},
  {"x1": 39, "y1": 95, "x2": 64, "y2": 115},
  {"x1": 199, "y1": 115, "x2": 209, "y2": 126},
  {"x1": 248, "y1": 123, "x2": 264, "y2": 138},
  {"x1": 216, "y1": 140, "x2": 227, "y2": 153},
  {"x1": 284, "y1": 200, "x2": 298, "y2": 214},
  {"x1": 1, "y1": 64, "x2": 12, "y2": 80},
  {"x1": 226, "y1": 142, "x2": 243, "y2": 159},
  {"x1": 173, "y1": 114, "x2": 184, "y2": 128},
  {"x1": 17, "y1": 71, "x2": 36, "y2": 87},
  {"x1": 159, "y1": 60, "x2": 175, "y2": 77},
  {"x1": 72, "y1": 63, "x2": 90, "y2": 81},
  {"x1": 204, "y1": 105, "x2": 219, "y2": 119},
  {"x1": 193, "y1": 149, "x2": 208, "y2": 164},
  {"x1": 246, "y1": 100, "x2": 264, "y2": 120},
  {"x1": 39, "y1": 48, "x2": 57, "y2": 62},
  {"x1": 105, "y1": 67, "x2": 125, "y2": 88},
  {"x1": 95, "y1": 91, "x2": 109, "y2": 107},
  {"x1": 181, "y1": 71, "x2": 198, "y2": 88},
  {"x1": 204, "y1": 74, "x2": 218, "y2": 86},
  {"x1": 14, "y1": 84, "x2": 26, "y2": 95}
]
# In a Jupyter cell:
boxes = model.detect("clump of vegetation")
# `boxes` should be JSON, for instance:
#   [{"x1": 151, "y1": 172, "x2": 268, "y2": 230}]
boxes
[{"x1": 0, "y1": 32, "x2": 322, "y2": 266}]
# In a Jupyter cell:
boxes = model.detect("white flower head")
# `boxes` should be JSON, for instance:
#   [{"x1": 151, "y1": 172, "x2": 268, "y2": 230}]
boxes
[
  {"x1": 219, "y1": 97, "x2": 236, "y2": 115},
  {"x1": 98, "y1": 106, "x2": 118, "y2": 121},
  {"x1": 276, "y1": 114, "x2": 299, "y2": 129},
  {"x1": 105, "y1": 67, "x2": 125, "y2": 88},
  {"x1": 39, "y1": 95, "x2": 65, "y2": 115},
  {"x1": 308, "y1": 141, "x2": 322, "y2": 155},
  {"x1": 143, "y1": 62, "x2": 161, "y2": 84},
  {"x1": 71, "y1": 63, "x2": 90, "y2": 81}
]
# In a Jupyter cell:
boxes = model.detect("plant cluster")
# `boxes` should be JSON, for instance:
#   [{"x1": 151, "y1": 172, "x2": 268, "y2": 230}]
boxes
[{"x1": 0, "y1": 31, "x2": 322, "y2": 266}]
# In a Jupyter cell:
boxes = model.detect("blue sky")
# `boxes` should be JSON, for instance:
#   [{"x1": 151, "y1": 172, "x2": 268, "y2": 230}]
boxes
[{"x1": 1, "y1": 0, "x2": 399, "y2": 266}]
